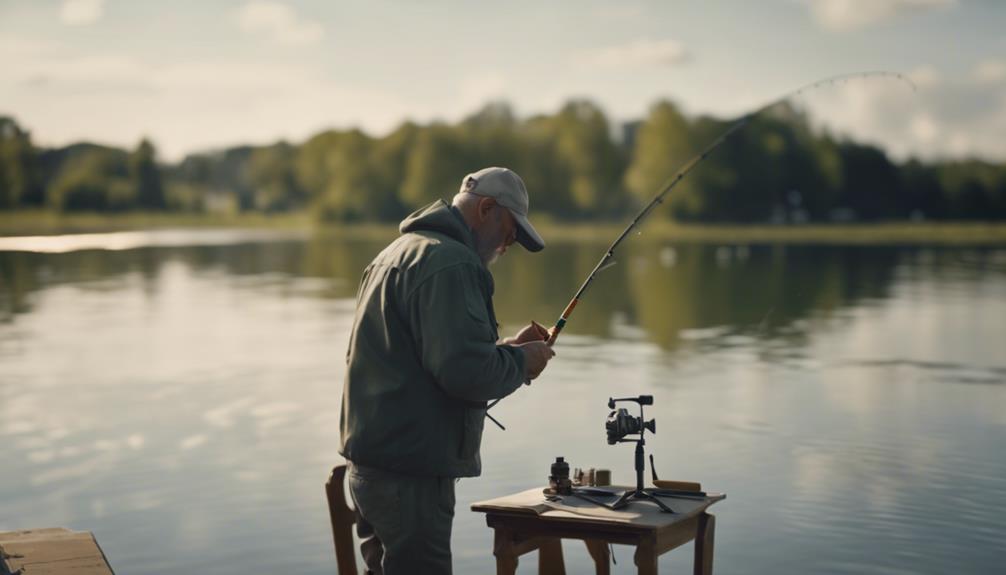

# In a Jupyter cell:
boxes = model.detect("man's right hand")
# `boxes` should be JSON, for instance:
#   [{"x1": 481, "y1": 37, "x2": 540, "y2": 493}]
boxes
[{"x1": 518, "y1": 340, "x2": 555, "y2": 381}]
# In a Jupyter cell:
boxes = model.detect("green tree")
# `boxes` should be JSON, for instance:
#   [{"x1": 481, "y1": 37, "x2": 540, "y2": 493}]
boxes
[
  {"x1": 47, "y1": 146, "x2": 131, "y2": 211},
  {"x1": 623, "y1": 100, "x2": 695, "y2": 219},
  {"x1": 248, "y1": 142, "x2": 303, "y2": 211},
  {"x1": 513, "y1": 114, "x2": 569, "y2": 217},
  {"x1": 936, "y1": 160, "x2": 1005, "y2": 220},
  {"x1": 369, "y1": 121, "x2": 418, "y2": 220},
  {"x1": 400, "y1": 124, "x2": 471, "y2": 208},
  {"x1": 458, "y1": 102, "x2": 522, "y2": 169},
  {"x1": 307, "y1": 130, "x2": 386, "y2": 221},
  {"x1": 697, "y1": 106, "x2": 839, "y2": 222},
  {"x1": 0, "y1": 117, "x2": 44, "y2": 208},
  {"x1": 900, "y1": 159, "x2": 948, "y2": 219},
  {"x1": 130, "y1": 138, "x2": 165, "y2": 210},
  {"x1": 551, "y1": 100, "x2": 626, "y2": 217},
  {"x1": 835, "y1": 142, "x2": 902, "y2": 220}
]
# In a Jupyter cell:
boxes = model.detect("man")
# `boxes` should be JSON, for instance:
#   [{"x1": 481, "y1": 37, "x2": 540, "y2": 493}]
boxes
[{"x1": 339, "y1": 166, "x2": 555, "y2": 574}]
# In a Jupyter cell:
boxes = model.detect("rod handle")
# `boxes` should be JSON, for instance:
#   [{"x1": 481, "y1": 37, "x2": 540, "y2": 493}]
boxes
[{"x1": 547, "y1": 324, "x2": 561, "y2": 346}]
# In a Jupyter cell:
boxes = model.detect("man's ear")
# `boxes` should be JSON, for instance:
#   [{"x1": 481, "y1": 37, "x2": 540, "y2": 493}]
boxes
[{"x1": 477, "y1": 196, "x2": 496, "y2": 221}]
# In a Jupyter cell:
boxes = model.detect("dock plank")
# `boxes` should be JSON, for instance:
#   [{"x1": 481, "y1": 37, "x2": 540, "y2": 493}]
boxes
[{"x1": 0, "y1": 528, "x2": 114, "y2": 575}]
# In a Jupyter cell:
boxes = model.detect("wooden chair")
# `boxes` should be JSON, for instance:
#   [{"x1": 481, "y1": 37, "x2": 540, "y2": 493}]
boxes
[{"x1": 326, "y1": 464, "x2": 358, "y2": 575}]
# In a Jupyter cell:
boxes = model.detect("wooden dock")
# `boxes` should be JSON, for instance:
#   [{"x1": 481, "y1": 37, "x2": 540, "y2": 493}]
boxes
[{"x1": 0, "y1": 528, "x2": 114, "y2": 574}]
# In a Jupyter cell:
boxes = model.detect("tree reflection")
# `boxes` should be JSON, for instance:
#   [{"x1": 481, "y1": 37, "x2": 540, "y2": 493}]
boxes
[{"x1": 2, "y1": 235, "x2": 999, "y2": 354}]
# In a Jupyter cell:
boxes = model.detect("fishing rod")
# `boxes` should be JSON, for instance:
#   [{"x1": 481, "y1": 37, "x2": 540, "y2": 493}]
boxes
[
  {"x1": 543, "y1": 70, "x2": 915, "y2": 346},
  {"x1": 485, "y1": 71, "x2": 914, "y2": 424}
]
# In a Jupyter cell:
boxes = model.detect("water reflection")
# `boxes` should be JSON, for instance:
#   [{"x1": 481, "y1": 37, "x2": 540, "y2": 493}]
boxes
[
  {"x1": 1, "y1": 231, "x2": 1005, "y2": 574},
  {"x1": 4, "y1": 231, "x2": 1003, "y2": 354}
]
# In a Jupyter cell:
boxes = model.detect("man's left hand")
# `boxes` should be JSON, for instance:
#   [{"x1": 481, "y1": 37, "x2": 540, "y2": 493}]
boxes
[{"x1": 508, "y1": 320, "x2": 550, "y2": 345}]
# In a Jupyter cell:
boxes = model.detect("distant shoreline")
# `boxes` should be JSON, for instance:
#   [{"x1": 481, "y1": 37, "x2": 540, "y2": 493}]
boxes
[{"x1": 2, "y1": 210, "x2": 1005, "y2": 246}]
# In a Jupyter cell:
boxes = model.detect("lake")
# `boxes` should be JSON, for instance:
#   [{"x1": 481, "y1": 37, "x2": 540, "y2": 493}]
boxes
[{"x1": 1, "y1": 228, "x2": 1004, "y2": 574}]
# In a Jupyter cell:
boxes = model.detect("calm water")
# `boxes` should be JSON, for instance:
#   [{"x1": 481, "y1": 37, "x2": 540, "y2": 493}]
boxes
[{"x1": 1, "y1": 229, "x2": 1004, "y2": 574}]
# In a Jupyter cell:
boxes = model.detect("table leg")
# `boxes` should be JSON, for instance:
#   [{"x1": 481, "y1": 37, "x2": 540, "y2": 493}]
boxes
[
  {"x1": 493, "y1": 527, "x2": 519, "y2": 575},
  {"x1": 634, "y1": 538, "x2": 658, "y2": 575},
  {"x1": 584, "y1": 539, "x2": 611, "y2": 575},
  {"x1": 538, "y1": 538, "x2": 566, "y2": 575},
  {"x1": 693, "y1": 512, "x2": 716, "y2": 575}
]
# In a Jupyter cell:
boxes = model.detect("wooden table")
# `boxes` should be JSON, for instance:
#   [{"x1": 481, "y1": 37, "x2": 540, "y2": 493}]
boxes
[{"x1": 471, "y1": 487, "x2": 724, "y2": 575}]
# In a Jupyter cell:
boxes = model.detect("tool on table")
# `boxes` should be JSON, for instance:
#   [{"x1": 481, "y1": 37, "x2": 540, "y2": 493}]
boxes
[{"x1": 649, "y1": 454, "x2": 704, "y2": 493}]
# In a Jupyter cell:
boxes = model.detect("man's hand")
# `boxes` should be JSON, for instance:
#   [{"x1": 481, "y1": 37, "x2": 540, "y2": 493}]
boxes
[
  {"x1": 508, "y1": 320, "x2": 550, "y2": 345},
  {"x1": 518, "y1": 340, "x2": 555, "y2": 380}
]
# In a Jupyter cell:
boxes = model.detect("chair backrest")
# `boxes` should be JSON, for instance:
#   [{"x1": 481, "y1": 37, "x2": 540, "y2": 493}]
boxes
[{"x1": 326, "y1": 464, "x2": 358, "y2": 575}]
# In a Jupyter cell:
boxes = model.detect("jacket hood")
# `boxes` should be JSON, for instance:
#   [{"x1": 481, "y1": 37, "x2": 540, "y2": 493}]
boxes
[{"x1": 399, "y1": 200, "x2": 477, "y2": 253}]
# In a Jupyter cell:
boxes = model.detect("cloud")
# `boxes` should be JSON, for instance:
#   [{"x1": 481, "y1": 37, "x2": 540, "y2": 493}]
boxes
[
  {"x1": 975, "y1": 59, "x2": 1006, "y2": 84},
  {"x1": 908, "y1": 65, "x2": 940, "y2": 88},
  {"x1": 60, "y1": 0, "x2": 105, "y2": 26},
  {"x1": 581, "y1": 38, "x2": 689, "y2": 69},
  {"x1": 800, "y1": 64, "x2": 1006, "y2": 160},
  {"x1": 455, "y1": 72, "x2": 509, "y2": 113},
  {"x1": 180, "y1": 434, "x2": 208, "y2": 451},
  {"x1": 590, "y1": 5, "x2": 645, "y2": 21},
  {"x1": 801, "y1": 0, "x2": 956, "y2": 31},
  {"x1": 235, "y1": 1, "x2": 324, "y2": 46},
  {"x1": 0, "y1": 35, "x2": 419, "y2": 160}
]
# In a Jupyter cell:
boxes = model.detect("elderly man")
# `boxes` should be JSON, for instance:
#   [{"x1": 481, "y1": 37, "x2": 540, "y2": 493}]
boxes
[{"x1": 339, "y1": 167, "x2": 555, "y2": 574}]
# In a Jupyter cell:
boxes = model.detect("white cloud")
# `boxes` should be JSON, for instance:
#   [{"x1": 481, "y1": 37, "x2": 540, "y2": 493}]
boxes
[
  {"x1": 179, "y1": 434, "x2": 208, "y2": 451},
  {"x1": 455, "y1": 72, "x2": 509, "y2": 114},
  {"x1": 802, "y1": 0, "x2": 956, "y2": 31},
  {"x1": 974, "y1": 59, "x2": 1006, "y2": 84},
  {"x1": 581, "y1": 38, "x2": 688, "y2": 69},
  {"x1": 800, "y1": 65, "x2": 1006, "y2": 160},
  {"x1": 909, "y1": 112, "x2": 938, "y2": 144},
  {"x1": 590, "y1": 5, "x2": 645, "y2": 21},
  {"x1": 907, "y1": 65, "x2": 940, "y2": 88},
  {"x1": 0, "y1": 35, "x2": 417, "y2": 160},
  {"x1": 60, "y1": 0, "x2": 105, "y2": 26},
  {"x1": 235, "y1": 1, "x2": 324, "y2": 47}
]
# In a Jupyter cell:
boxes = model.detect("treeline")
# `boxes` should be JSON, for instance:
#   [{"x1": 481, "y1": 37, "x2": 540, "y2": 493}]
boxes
[{"x1": 2, "y1": 100, "x2": 1005, "y2": 222}]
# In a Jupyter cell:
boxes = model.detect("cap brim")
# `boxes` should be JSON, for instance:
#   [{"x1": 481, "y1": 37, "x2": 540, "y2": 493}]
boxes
[{"x1": 512, "y1": 211, "x2": 545, "y2": 252}]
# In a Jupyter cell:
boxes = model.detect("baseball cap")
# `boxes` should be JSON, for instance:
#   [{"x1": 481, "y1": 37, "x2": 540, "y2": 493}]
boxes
[{"x1": 459, "y1": 167, "x2": 545, "y2": 252}]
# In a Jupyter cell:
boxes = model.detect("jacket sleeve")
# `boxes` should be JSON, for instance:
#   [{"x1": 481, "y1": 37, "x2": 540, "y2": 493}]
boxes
[{"x1": 407, "y1": 262, "x2": 527, "y2": 402}]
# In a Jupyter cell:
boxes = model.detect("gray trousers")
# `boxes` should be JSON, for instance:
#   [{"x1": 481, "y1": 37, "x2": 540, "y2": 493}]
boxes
[{"x1": 347, "y1": 462, "x2": 456, "y2": 575}]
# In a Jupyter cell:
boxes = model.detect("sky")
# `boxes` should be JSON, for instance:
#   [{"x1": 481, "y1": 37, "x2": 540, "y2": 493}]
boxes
[{"x1": 1, "y1": 0, "x2": 1004, "y2": 162}]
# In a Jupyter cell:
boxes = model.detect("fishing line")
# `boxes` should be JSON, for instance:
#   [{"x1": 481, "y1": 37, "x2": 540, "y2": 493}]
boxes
[
  {"x1": 544, "y1": 71, "x2": 915, "y2": 346},
  {"x1": 485, "y1": 71, "x2": 916, "y2": 423}
]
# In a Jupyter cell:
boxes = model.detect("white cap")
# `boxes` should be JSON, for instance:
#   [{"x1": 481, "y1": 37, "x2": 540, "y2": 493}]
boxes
[{"x1": 460, "y1": 167, "x2": 545, "y2": 252}]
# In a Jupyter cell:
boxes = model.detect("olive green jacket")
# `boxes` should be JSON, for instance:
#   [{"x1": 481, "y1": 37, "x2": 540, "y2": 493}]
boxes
[{"x1": 339, "y1": 200, "x2": 527, "y2": 477}]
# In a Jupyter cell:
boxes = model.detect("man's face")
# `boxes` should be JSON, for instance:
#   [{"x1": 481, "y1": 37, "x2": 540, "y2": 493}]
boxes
[{"x1": 474, "y1": 201, "x2": 517, "y2": 266}]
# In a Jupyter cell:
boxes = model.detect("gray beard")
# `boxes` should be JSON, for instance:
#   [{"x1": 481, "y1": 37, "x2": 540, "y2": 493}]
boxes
[{"x1": 471, "y1": 228, "x2": 499, "y2": 266}]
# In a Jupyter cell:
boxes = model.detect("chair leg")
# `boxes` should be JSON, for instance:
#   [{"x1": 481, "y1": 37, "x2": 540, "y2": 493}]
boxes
[{"x1": 326, "y1": 464, "x2": 358, "y2": 575}]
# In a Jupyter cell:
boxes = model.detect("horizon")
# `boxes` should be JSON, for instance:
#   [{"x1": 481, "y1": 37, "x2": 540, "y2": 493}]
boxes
[{"x1": 1, "y1": 0, "x2": 1004, "y2": 162}]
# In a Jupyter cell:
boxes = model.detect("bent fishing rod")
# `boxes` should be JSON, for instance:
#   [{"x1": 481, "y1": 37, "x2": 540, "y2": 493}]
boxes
[
  {"x1": 485, "y1": 71, "x2": 915, "y2": 426},
  {"x1": 543, "y1": 70, "x2": 914, "y2": 346}
]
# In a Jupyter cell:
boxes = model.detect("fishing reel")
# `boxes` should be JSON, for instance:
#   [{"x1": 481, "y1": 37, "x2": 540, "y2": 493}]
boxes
[{"x1": 605, "y1": 395, "x2": 656, "y2": 445}]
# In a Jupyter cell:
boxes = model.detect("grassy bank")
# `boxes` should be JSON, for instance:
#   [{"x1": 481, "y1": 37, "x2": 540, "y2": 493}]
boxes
[
  {"x1": 3, "y1": 209, "x2": 1006, "y2": 245},
  {"x1": 534, "y1": 220, "x2": 1006, "y2": 245}
]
